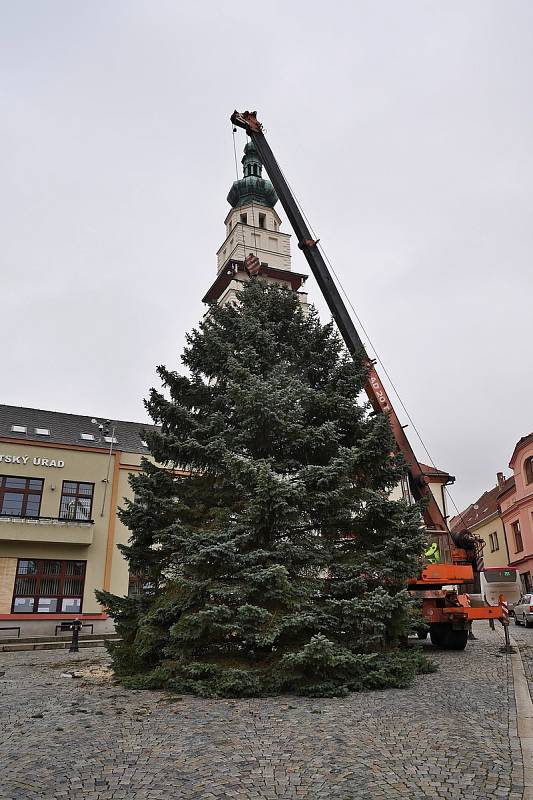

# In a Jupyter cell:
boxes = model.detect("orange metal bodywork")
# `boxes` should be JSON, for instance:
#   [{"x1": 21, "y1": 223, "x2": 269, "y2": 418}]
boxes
[
  {"x1": 413, "y1": 563, "x2": 505, "y2": 625},
  {"x1": 409, "y1": 563, "x2": 474, "y2": 588},
  {"x1": 422, "y1": 601, "x2": 503, "y2": 624}
]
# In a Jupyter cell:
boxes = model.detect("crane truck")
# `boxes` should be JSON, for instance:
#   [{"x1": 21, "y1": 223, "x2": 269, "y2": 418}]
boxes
[{"x1": 230, "y1": 109, "x2": 504, "y2": 650}]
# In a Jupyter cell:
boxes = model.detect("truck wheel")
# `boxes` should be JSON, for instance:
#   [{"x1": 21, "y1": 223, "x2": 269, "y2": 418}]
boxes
[
  {"x1": 446, "y1": 629, "x2": 468, "y2": 650},
  {"x1": 429, "y1": 623, "x2": 447, "y2": 647},
  {"x1": 430, "y1": 623, "x2": 468, "y2": 650}
]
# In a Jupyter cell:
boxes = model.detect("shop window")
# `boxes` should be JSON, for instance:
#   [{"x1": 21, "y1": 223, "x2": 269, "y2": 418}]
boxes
[
  {"x1": 489, "y1": 532, "x2": 499, "y2": 552},
  {"x1": 0, "y1": 476, "x2": 43, "y2": 518},
  {"x1": 525, "y1": 457, "x2": 533, "y2": 485},
  {"x1": 59, "y1": 481, "x2": 94, "y2": 521},
  {"x1": 12, "y1": 559, "x2": 86, "y2": 614},
  {"x1": 512, "y1": 520, "x2": 523, "y2": 553}
]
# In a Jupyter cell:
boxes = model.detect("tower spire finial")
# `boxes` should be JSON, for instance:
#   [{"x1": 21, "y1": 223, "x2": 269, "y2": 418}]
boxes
[{"x1": 227, "y1": 142, "x2": 278, "y2": 209}]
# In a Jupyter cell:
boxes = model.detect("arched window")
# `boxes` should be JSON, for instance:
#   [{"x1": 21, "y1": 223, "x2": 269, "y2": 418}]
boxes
[
  {"x1": 253, "y1": 164, "x2": 258, "y2": 176},
  {"x1": 525, "y1": 456, "x2": 533, "y2": 485}
]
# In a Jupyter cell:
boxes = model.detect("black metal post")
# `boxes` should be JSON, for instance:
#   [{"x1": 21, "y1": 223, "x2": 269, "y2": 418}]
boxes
[{"x1": 69, "y1": 618, "x2": 82, "y2": 653}]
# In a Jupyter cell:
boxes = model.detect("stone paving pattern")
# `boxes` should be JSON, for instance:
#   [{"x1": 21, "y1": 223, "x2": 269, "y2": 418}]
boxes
[{"x1": 0, "y1": 624, "x2": 523, "y2": 799}]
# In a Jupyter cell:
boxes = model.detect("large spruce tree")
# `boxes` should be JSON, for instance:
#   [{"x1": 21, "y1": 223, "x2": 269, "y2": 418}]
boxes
[{"x1": 99, "y1": 280, "x2": 430, "y2": 697}]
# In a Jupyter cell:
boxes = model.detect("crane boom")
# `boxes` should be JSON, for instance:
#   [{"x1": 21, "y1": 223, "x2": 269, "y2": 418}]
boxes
[{"x1": 231, "y1": 110, "x2": 448, "y2": 532}]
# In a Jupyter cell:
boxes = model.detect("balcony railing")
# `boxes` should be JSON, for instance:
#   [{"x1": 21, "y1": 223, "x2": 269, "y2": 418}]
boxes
[
  {"x1": 0, "y1": 514, "x2": 94, "y2": 545},
  {"x1": 0, "y1": 513, "x2": 94, "y2": 526}
]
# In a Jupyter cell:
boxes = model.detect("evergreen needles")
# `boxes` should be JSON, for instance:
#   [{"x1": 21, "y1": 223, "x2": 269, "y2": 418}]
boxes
[{"x1": 98, "y1": 281, "x2": 430, "y2": 697}]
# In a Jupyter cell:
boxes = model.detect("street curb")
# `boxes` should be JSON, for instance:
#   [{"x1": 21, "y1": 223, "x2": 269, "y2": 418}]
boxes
[
  {"x1": 508, "y1": 632, "x2": 533, "y2": 800},
  {"x1": 0, "y1": 639, "x2": 110, "y2": 652}
]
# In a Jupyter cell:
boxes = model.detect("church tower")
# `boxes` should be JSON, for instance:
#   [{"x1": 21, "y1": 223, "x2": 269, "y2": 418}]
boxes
[{"x1": 202, "y1": 141, "x2": 308, "y2": 307}]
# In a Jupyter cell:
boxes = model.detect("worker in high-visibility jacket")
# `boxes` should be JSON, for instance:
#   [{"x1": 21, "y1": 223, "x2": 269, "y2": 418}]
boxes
[{"x1": 425, "y1": 542, "x2": 440, "y2": 563}]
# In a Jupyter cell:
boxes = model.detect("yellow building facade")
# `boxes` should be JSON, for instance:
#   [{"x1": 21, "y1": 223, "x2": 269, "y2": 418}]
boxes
[
  {"x1": 450, "y1": 473, "x2": 514, "y2": 570},
  {"x1": 0, "y1": 405, "x2": 159, "y2": 636}
]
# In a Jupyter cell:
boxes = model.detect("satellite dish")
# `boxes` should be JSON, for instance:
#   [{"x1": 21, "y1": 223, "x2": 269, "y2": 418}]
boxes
[{"x1": 91, "y1": 418, "x2": 97, "y2": 425}]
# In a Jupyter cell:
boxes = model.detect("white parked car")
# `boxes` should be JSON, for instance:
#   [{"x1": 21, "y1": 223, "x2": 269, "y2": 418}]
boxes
[{"x1": 514, "y1": 593, "x2": 533, "y2": 627}]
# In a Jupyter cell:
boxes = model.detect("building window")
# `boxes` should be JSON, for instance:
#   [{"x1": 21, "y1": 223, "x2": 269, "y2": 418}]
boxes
[
  {"x1": 240, "y1": 213, "x2": 247, "y2": 225},
  {"x1": 525, "y1": 457, "x2": 533, "y2": 485},
  {"x1": 259, "y1": 213, "x2": 266, "y2": 229},
  {"x1": 34, "y1": 428, "x2": 50, "y2": 436},
  {"x1": 80, "y1": 433, "x2": 95, "y2": 441},
  {"x1": 489, "y1": 531, "x2": 500, "y2": 552},
  {"x1": 400, "y1": 473, "x2": 414, "y2": 505},
  {"x1": 0, "y1": 476, "x2": 43, "y2": 518},
  {"x1": 512, "y1": 520, "x2": 523, "y2": 552},
  {"x1": 10, "y1": 425, "x2": 27, "y2": 433},
  {"x1": 128, "y1": 574, "x2": 153, "y2": 597},
  {"x1": 128, "y1": 574, "x2": 144, "y2": 597},
  {"x1": 59, "y1": 481, "x2": 94, "y2": 521},
  {"x1": 521, "y1": 571, "x2": 533, "y2": 593},
  {"x1": 12, "y1": 559, "x2": 86, "y2": 614}
]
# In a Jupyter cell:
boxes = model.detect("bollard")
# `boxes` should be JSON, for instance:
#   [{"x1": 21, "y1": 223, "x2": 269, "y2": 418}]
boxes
[
  {"x1": 503, "y1": 621, "x2": 512, "y2": 652},
  {"x1": 499, "y1": 594, "x2": 512, "y2": 653},
  {"x1": 69, "y1": 618, "x2": 82, "y2": 653}
]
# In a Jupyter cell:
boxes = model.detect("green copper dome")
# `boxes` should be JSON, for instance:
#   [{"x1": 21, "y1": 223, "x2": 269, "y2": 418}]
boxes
[{"x1": 227, "y1": 141, "x2": 278, "y2": 209}]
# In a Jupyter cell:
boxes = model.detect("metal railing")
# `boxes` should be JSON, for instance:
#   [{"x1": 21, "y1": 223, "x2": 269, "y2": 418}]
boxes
[{"x1": 0, "y1": 513, "x2": 94, "y2": 525}]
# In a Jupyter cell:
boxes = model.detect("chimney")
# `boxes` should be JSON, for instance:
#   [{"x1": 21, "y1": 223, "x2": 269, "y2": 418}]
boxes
[{"x1": 497, "y1": 472, "x2": 505, "y2": 487}]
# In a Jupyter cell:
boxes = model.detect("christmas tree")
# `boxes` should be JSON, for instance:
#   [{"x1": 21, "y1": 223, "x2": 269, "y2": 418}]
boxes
[{"x1": 98, "y1": 280, "x2": 430, "y2": 697}]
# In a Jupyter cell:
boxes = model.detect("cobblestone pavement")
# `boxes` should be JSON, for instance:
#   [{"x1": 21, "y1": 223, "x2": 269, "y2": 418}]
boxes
[{"x1": 0, "y1": 624, "x2": 522, "y2": 800}]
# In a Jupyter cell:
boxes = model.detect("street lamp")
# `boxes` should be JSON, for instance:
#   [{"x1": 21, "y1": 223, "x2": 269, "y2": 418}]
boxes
[{"x1": 91, "y1": 418, "x2": 116, "y2": 517}]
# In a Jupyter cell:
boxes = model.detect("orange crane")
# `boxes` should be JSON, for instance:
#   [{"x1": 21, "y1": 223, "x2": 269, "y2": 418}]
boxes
[{"x1": 231, "y1": 110, "x2": 503, "y2": 649}]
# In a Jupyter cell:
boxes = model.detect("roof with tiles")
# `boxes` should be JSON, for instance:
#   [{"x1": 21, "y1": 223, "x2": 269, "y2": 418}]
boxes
[
  {"x1": 419, "y1": 462, "x2": 454, "y2": 480},
  {"x1": 449, "y1": 475, "x2": 515, "y2": 532},
  {"x1": 0, "y1": 404, "x2": 158, "y2": 454},
  {"x1": 509, "y1": 433, "x2": 533, "y2": 468}
]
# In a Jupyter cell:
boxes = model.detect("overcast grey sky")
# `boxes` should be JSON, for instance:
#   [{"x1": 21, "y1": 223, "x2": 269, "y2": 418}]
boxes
[{"x1": 2, "y1": 1, "x2": 532, "y2": 509}]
